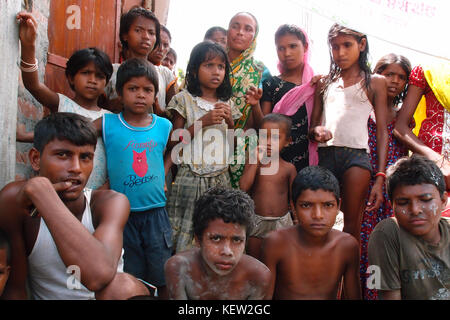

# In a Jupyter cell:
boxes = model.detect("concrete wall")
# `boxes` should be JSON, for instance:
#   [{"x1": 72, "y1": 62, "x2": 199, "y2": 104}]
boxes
[
  {"x1": 0, "y1": 0, "x2": 21, "y2": 188},
  {"x1": 15, "y1": 0, "x2": 50, "y2": 182}
]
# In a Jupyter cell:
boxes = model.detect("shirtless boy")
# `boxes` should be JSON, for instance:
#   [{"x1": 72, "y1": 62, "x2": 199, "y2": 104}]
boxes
[
  {"x1": 0, "y1": 113, "x2": 148, "y2": 300},
  {"x1": 164, "y1": 187, "x2": 271, "y2": 300},
  {"x1": 261, "y1": 166, "x2": 361, "y2": 299},
  {"x1": 240, "y1": 113, "x2": 297, "y2": 260}
]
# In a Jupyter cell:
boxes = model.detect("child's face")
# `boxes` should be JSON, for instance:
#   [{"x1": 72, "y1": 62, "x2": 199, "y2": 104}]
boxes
[
  {"x1": 31, "y1": 139, "x2": 95, "y2": 202},
  {"x1": 392, "y1": 183, "x2": 447, "y2": 240},
  {"x1": 123, "y1": 16, "x2": 157, "y2": 58},
  {"x1": 162, "y1": 52, "x2": 176, "y2": 71},
  {"x1": 150, "y1": 30, "x2": 171, "y2": 64},
  {"x1": 69, "y1": 61, "x2": 107, "y2": 101},
  {"x1": 330, "y1": 34, "x2": 366, "y2": 70},
  {"x1": 0, "y1": 248, "x2": 9, "y2": 296},
  {"x1": 120, "y1": 76, "x2": 156, "y2": 115},
  {"x1": 227, "y1": 13, "x2": 256, "y2": 53},
  {"x1": 295, "y1": 189, "x2": 340, "y2": 237},
  {"x1": 196, "y1": 218, "x2": 246, "y2": 276},
  {"x1": 259, "y1": 121, "x2": 290, "y2": 157},
  {"x1": 209, "y1": 31, "x2": 227, "y2": 49},
  {"x1": 276, "y1": 33, "x2": 307, "y2": 71},
  {"x1": 197, "y1": 55, "x2": 226, "y2": 93},
  {"x1": 380, "y1": 63, "x2": 408, "y2": 99}
]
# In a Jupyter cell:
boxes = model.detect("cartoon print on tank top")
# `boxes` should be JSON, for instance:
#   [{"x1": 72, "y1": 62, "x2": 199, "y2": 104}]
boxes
[{"x1": 132, "y1": 150, "x2": 148, "y2": 177}]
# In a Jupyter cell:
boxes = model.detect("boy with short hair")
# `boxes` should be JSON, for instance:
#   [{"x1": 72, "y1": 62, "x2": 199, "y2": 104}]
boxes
[
  {"x1": 368, "y1": 155, "x2": 450, "y2": 300},
  {"x1": 0, "y1": 229, "x2": 11, "y2": 297},
  {"x1": 164, "y1": 187, "x2": 271, "y2": 300},
  {"x1": 261, "y1": 166, "x2": 361, "y2": 299},
  {"x1": 239, "y1": 113, "x2": 298, "y2": 260},
  {"x1": 94, "y1": 58, "x2": 173, "y2": 299},
  {"x1": 0, "y1": 113, "x2": 148, "y2": 300}
]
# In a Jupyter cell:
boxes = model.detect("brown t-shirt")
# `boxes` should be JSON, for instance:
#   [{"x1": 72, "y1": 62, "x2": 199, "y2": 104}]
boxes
[{"x1": 368, "y1": 217, "x2": 450, "y2": 300}]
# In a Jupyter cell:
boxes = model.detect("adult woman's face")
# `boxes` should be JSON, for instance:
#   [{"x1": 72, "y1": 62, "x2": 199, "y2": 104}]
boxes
[{"x1": 227, "y1": 13, "x2": 256, "y2": 53}]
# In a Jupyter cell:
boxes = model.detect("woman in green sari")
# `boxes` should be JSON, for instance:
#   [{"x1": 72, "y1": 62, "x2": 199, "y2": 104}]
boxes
[{"x1": 227, "y1": 12, "x2": 270, "y2": 188}]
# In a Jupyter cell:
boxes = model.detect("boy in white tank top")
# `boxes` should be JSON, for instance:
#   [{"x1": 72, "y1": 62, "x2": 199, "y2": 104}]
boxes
[{"x1": 0, "y1": 113, "x2": 149, "y2": 299}]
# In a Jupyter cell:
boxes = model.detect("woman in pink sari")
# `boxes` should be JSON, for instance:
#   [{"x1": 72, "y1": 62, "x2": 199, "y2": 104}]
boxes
[{"x1": 266, "y1": 24, "x2": 318, "y2": 172}]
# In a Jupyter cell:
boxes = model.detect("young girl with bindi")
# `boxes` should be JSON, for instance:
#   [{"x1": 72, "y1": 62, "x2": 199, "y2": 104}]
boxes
[
  {"x1": 309, "y1": 24, "x2": 389, "y2": 243},
  {"x1": 360, "y1": 53, "x2": 412, "y2": 300},
  {"x1": 165, "y1": 41, "x2": 242, "y2": 253}
]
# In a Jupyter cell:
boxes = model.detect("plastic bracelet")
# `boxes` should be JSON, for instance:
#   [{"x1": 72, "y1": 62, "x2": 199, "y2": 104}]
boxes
[
  {"x1": 21, "y1": 58, "x2": 37, "y2": 66},
  {"x1": 20, "y1": 58, "x2": 38, "y2": 73},
  {"x1": 29, "y1": 206, "x2": 38, "y2": 217},
  {"x1": 375, "y1": 172, "x2": 387, "y2": 179}
]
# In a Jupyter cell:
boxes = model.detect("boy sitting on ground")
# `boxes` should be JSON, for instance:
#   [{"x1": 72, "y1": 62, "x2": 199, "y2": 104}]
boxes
[
  {"x1": 261, "y1": 166, "x2": 361, "y2": 299},
  {"x1": 164, "y1": 187, "x2": 271, "y2": 300}
]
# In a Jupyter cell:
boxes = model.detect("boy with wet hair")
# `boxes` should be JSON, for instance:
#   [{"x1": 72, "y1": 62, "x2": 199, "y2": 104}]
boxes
[
  {"x1": 0, "y1": 113, "x2": 149, "y2": 299},
  {"x1": 261, "y1": 166, "x2": 361, "y2": 299},
  {"x1": 164, "y1": 187, "x2": 271, "y2": 300},
  {"x1": 0, "y1": 229, "x2": 11, "y2": 297},
  {"x1": 240, "y1": 113, "x2": 297, "y2": 260},
  {"x1": 368, "y1": 155, "x2": 450, "y2": 300}
]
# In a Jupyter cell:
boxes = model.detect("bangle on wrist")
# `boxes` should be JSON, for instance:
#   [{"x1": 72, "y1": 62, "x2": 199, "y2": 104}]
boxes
[
  {"x1": 375, "y1": 172, "x2": 386, "y2": 179},
  {"x1": 19, "y1": 58, "x2": 38, "y2": 73}
]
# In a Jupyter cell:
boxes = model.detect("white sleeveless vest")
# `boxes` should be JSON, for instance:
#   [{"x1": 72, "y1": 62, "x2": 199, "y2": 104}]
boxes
[{"x1": 27, "y1": 189, "x2": 124, "y2": 300}]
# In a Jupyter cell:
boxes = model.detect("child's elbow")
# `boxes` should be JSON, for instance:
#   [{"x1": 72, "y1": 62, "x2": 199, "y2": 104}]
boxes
[{"x1": 84, "y1": 266, "x2": 116, "y2": 292}]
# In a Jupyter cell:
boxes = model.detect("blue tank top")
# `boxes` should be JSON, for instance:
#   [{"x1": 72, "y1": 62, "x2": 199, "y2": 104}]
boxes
[{"x1": 103, "y1": 113, "x2": 172, "y2": 211}]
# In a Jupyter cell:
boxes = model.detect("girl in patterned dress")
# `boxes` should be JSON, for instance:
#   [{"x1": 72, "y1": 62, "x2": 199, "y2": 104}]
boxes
[
  {"x1": 394, "y1": 62, "x2": 450, "y2": 218},
  {"x1": 166, "y1": 41, "x2": 241, "y2": 253},
  {"x1": 360, "y1": 54, "x2": 412, "y2": 299}
]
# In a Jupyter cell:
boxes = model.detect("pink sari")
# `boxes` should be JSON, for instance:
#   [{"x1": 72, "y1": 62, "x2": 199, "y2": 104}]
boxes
[{"x1": 272, "y1": 29, "x2": 318, "y2": 165}]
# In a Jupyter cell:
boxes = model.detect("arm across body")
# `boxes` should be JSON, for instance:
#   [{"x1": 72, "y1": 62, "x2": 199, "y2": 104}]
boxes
[{"x1": 20, "y1": 177, "x2": 130, "y2": 292}]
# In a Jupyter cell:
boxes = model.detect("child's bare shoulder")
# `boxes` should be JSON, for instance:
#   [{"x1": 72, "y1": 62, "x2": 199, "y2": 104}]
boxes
[
  {"x1": 330, "y1": 229, "x2": 359, "y2": 251},
  {"x1": 264, "y1": 225, "x2": 297, "y2": 247},
  {"x1": 165, "y1": 249, "x2": 197, "y2": 272},
  {"x1": 240, "y1": 254, "x2": 271, "y2": 281}
]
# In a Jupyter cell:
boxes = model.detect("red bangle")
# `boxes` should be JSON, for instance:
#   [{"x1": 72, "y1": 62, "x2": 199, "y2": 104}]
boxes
[{"x1": 375, "y1": 172, "x2": 386, "y2": 179}]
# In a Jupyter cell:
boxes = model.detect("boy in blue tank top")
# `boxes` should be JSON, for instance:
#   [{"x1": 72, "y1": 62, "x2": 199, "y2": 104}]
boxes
[{"x1": 94, "y1": 58, "x2": 173, "y2": 299}]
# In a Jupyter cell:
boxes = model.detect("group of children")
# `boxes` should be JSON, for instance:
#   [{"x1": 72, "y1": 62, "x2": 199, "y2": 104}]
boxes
[{"x1": 0, "y1": 7, "x2": 448, "y2": 300}]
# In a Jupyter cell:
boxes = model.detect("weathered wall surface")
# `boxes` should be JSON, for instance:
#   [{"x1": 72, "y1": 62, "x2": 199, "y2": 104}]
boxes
[
  {"x1": 15, "y1": 0, "x2": 50, "y2": 182},
  {"x1": 0, "y1": 0, "x2": 21, "y2": 188}
]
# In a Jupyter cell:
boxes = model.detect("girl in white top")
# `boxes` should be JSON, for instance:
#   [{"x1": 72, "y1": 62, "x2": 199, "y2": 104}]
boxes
[
  {"x1": 309, "y1": 24, "x2": 389, "y2": 243},
  {"x1": 17, "y1": 12, "x2": 113, "y2": 189}
]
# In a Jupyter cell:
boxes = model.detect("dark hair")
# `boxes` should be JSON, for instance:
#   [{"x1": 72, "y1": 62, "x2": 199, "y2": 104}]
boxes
[
  {"x1": 185, "y1": 41, "x2": 232, "y2": 101},
  {"x1": 65, "y1": 47, "x2": 113, "y2": 90},
  {"x1": 204, "y1": 26, "x2": 227, "y2": 41},
  {"x1": 193, "y1": 187, "x2": 255, "y2": 239},
  {"x1": 374, "y1": 53, "x2": 412, "y2": 105},
  {"x1": 322, "y1": 23, "x2": 371, "y2": 95},
  {"x1": 115, "y1": 58, "x2": 159, "y2": 96},
  {"x1": 119, "y1": 7, "x2": 161, "y2": 52},
  {"x1": 275, "y1": 24, "x2": 307, "y2": 48},
  {"x1": 33, "y1": 113, "x2": 97, "y2": 153},
  {"x1": 261, "y1": 113, "x2": 292, "y2": 137},
  {"x1": 386, "y1": 155, "x2": 446, "y2": 201},
  {"x1": 292, "y1": 166, "x2": 340, "y2": 205},
  {"x1": 166, "y1": 47, "x2": 177, "y2": 62},
  {"x1": 0, "y1": 229, "x2": 11, "y2": 266},
  {"x1": 229, "y1": 12, "x2": 259, "y2": 34},
  {"x1": 161, "y1": 25, "x2": 171, "y2": 42}
]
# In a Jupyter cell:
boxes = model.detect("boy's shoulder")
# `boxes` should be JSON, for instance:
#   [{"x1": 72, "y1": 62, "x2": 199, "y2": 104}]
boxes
[
  {"x1": 238, "y1": 254, "x2": 271, "y2": 280},
  {"x1": 329, "y1": 228, "x2": 359, "y2": 250},
  {"x1": 152, "y1": 113, "x2": 173, "y2": 130}
]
